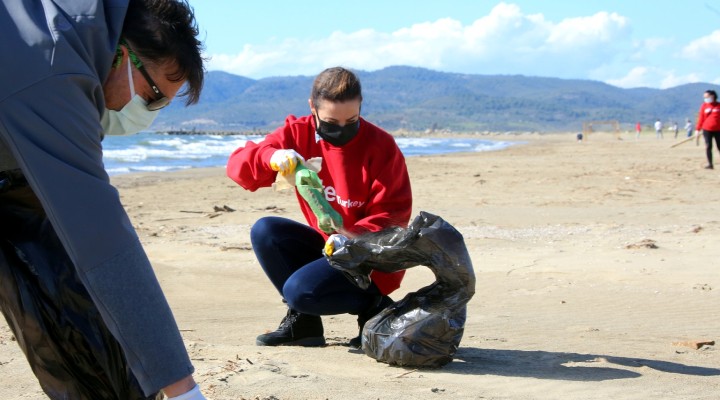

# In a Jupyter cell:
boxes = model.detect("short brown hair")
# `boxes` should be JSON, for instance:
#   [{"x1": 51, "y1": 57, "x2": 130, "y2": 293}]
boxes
[{"x1": 310, "y1": 67, "x2": 362, "y2": 108}]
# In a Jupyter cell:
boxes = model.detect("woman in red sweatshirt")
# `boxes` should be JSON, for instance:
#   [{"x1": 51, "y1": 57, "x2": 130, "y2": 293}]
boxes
[
  {"x1": 226, "y1": 67, "x2": 412, "y2": 348},
  {"x1": 696, "y1": 89, "x2": 720, "y2": 169}
]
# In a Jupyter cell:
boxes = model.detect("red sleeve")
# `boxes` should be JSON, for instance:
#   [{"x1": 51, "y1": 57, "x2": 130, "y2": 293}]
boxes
[
  {"x1": 226, "y1": 116, "x2": 297, "y2": 191},
  {"x1": 349, "y1": 148, "x2": 413, "y2": 235},
  {"x1": 697, "y1": 104, "x2": 706, "y2": 131}
]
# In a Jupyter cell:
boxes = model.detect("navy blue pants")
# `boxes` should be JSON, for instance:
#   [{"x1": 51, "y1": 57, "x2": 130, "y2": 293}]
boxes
[{"x1": 250, "y1": 216, "x2": 381, "y2": 316}]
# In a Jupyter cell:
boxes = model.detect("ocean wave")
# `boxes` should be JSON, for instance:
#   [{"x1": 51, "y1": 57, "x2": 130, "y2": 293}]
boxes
[
  {"x1": 129, "y1": 165, "x2": 193, "y2": 173},
  {"x1": 395, "y1": 138, "x2": 443, "y2": 148},
  {"x1": 104, "y1": 135, "x2": 263, "y2": 162},
  {"x1": 103, "y1": 133, "x2": 516, "y2": 175},
  {"x1": 474, "y1": 141, "x2": 515, "y2": 152}
]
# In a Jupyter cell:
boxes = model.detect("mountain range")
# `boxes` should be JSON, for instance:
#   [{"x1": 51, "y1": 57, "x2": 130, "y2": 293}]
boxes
[{"x1": 153, "y1": 66, "x2": 720, "y2": 133}]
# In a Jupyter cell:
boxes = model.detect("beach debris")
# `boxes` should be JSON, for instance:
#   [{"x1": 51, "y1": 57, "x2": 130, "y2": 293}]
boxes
[
  {"x1": 257, "y1": 205, "x2": 286, "y2": 213},
  {"x1": 395, "y1": 369, "x2": 419, "y2": 378},
  {"x1": 624, "y1": 239, "x2": 658, "y2": 249},
  {"x1": 179, "y1": 205, "x2": 234, "y2": 218},
  {"x1": 506, "y1": 259, "x2": 539, "y2": 276},
  {"x1": 431, "y1": 388, "x2": 446, "y2": 393},
  {"x1": 220, "y1": 245, "x2": 253, "y2": 251},
  {"x1": 692, "y1": 283, "x2": 712, "y2": 291},
  {"x1": 204, "y1": 205, "x2": 237, "y2": 218},
  {"x1": 200, "y1": 359, "x2": 247, "y2": 381},
  {"x1": 247, "y1": 396, "x2": 281, "y2": 400},
  {"x1": 671, "y1": 340, "x2": 715, "y2": 350},
  {"x1": 690, "y1": 225, "x2": 703, "y2": 233}
]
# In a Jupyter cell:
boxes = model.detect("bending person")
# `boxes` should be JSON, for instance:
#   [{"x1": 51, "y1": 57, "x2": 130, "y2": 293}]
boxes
[{"x1": 0, "y1": 1, "x2": 207, "y2": 398}]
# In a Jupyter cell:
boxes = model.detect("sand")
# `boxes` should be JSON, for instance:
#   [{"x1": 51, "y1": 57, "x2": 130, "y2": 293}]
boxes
[{"x1": 1, "y1": 132, "x2": 718, "y2": 399}]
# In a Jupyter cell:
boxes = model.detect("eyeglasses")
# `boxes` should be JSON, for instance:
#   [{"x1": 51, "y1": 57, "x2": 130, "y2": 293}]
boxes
[{"x1": 120, "y1": 39, "x2": 171, "y2": 111}]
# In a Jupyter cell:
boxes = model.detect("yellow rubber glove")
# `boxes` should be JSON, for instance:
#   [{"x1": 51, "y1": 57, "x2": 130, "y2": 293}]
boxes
[
  {"x1": 324, "y1": 234, "x2": 349, "y2": 256},
  {"x1": 270, "y1": 149, "x2": 305, "y2": 176}
]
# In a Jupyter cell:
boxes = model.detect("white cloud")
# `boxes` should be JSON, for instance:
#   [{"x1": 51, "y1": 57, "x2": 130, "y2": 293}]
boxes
[
  {"x1": 660, "y1": 72, "x2": 702, "y2": 88},
  {"x1": 606, "y1": 66, "x2": 651, "y2": 88},
  {"x1": 204, "y1": 4, "x2": 720, "y2": 88},
  {"x1": 606, "y1": 66, "x2": 700, "y2": 89},
  {"x1": 628, "y1": 37, "x2": 671, "y2": 61},
  {"x1": 681, "y1": 30, "x2": 720, "y2": 59},
  {"x1": 640, "y1": 38, "x2": 670, "y2": 53},
  {"x1": 205, "y1": 3, "x2": 641, "y2": 84},
  {"x1": 546, "y1": 11, "x2": 629, "y2": 47}
]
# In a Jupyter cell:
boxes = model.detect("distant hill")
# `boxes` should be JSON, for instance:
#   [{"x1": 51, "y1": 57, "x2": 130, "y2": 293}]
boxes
[{"x1": 154, "y1": 66, "x2": 720, "y2": 133}]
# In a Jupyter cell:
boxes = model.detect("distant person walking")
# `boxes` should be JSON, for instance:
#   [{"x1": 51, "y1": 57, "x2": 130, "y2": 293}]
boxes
[
  {"x1": 685, "y1": 118, "x2": 694, "y2": 138},
  {"x1": 671, "y1": 121, "x2": 679, "y2": 138},
  {"x1": 654, "y1": 119, "x2": 663, "y2": 139},
  {"x1": 696, "y1": 90, "x2": 720, "y2": 169},
  {"x1": 635, "y1": 122, "x2": 642, "y2": 139}
]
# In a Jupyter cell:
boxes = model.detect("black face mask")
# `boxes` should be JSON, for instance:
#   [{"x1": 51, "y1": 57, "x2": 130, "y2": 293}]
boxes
[{"x1": 315, "y1": 116, "x2": 360, "y2": 147}]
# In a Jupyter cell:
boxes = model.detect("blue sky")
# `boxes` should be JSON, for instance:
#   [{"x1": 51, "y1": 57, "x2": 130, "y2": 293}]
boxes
[{"x1": 191, "y1": 1, "x2": 720, "y2": 88}]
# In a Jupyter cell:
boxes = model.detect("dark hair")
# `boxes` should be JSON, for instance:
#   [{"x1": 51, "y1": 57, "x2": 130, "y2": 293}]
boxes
[
  {"x1": 122, "y1": 0, "x2": 205, "y2": 105},
  {"x1": 706, "y1": 90, "x2": 718, "y2": 101},
  {"x1": 310, "y1": 67, "x2": 362, "y2": 108}
]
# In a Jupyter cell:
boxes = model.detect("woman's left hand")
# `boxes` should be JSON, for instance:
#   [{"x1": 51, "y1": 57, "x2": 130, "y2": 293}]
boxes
[{"x1": 324, "y1": 234, "x2": 348, "y2": 257}]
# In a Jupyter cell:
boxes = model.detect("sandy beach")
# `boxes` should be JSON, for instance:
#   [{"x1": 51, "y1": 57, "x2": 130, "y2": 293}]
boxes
[{"x1": 1, "y1": 132, "x2": 718, "y2": 399}]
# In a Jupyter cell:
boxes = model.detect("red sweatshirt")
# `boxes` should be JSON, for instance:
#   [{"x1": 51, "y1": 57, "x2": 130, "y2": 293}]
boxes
[
  {"x1": 696, "y1": 101, "x2": 720, "y2": 132},
  {"x1": 226, "y1": 115, "x2": 413, "y2": 295}
]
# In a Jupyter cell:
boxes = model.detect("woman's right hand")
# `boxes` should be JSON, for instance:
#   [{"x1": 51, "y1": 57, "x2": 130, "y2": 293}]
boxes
[{"x1": 269, "y1": 149, "x2": 305, "y2": 176}]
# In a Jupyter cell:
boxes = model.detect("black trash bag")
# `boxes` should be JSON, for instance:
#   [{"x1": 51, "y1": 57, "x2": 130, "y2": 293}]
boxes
[
  {"x1": 0, "y1": 186, "x2": 157, "y2": 400},
  {"x1": 326, "y1": 211, "x2": 476, "y2": 368}
]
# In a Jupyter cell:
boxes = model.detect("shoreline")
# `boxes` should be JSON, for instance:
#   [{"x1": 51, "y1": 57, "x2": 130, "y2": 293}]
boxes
[
  {"x1": 104, "y1": 132, "x2": 534, "y2": 177},
  {"x1": 155, "y1": 128, "x2": 552, "y2": 137}
]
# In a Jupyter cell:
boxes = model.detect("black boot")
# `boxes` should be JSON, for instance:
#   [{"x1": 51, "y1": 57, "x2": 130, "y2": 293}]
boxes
[
  {"x1": 349, "y1": 296, "x2": 394, "y2": 348},
  {"x1": 256, "y1": 308, "x2": 325, "y2": 346}
]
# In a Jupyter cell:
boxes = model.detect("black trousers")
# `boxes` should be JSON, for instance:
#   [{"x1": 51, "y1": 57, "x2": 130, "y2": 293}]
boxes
[{"x1": 703, "y1": 130, "x2": 720, "y2": 166}]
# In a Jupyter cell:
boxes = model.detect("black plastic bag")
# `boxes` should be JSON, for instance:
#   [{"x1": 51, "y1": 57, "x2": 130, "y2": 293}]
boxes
[
  {"x1": 326, "y1": 211, "x2": 476, "y2": 368},
  {"x1": 0, "y1": 186, "x2": 156, "y2": 400}
]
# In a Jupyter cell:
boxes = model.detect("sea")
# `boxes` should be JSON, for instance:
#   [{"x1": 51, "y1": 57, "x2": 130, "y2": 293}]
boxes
[{"x1": 102, "y1": 132, "x2": 517, "y2": 175}]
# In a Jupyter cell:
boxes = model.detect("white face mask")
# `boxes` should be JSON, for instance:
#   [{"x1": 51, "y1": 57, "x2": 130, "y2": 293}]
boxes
[
  {"x1": 704, "y1": 97, "x2": 714, "y2": 104},
  {"x1": 101, "y1": 59, "x2": 160, "y2": 135}
]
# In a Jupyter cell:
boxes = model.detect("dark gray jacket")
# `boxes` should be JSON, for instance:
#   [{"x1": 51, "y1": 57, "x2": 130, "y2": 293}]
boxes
[{"x1": 0, "y1": 0, "x2": 128, "y2": 270}]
